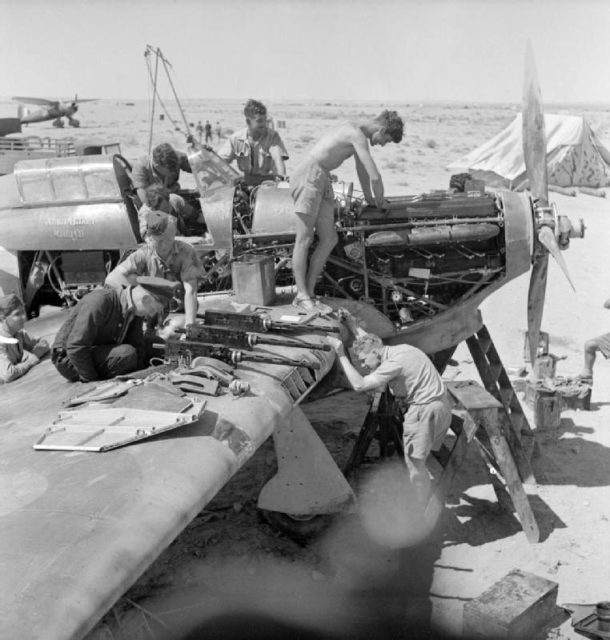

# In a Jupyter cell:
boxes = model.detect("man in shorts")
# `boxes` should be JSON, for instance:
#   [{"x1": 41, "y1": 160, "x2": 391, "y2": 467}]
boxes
[
  {"x1": 290, "y1": 110, "x2": 404, "y2": 311},
  {"x1": 578, "y1": 297, "x2": 610, "y2": 384},
  {"x1": 327, "y1": 329, "x2": 451, "y2": 504}
]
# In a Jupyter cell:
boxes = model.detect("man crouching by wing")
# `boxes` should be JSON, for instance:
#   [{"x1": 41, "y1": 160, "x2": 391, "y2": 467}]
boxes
[
  {"x1": 290, "y1": 110, "x2": 404, "y2": 312},
  {"x1": 52, "y1": 277, "x2": 179, "y2": 383},
  {"x1": 327, "y1": 328, "x2": 451, "y2": 505}
]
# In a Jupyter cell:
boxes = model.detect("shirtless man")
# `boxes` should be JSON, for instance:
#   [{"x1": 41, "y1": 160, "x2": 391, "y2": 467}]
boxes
[{"x1": 290, "y1": 110, "x2": 404, "y2": 311}]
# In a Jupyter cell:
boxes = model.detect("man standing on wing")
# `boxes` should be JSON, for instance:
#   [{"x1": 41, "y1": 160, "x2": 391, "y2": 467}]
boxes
[
  {"x1": 327, "y1": 328, "x2": 451, "y2": 505},
  {"x1": 290, "y1": 110, "x2": 404, "y2": 312}
]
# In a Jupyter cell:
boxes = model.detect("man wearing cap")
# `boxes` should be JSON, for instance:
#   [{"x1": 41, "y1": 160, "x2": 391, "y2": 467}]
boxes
[
  {"x1": 51, "y1": 278, "x2": 178, "y2": 383},
  {"x1": 105, "y1": 210, "x2": 202, "y2": 327},
  {"x1": 0, "y1": 293, "x2": 50, "y2": 383}
]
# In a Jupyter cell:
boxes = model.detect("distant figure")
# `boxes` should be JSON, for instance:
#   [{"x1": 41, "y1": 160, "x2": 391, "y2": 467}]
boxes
[
  {"x1": 290, "y1": 110, "x2": 403, "y2": 311},
  {"x1": 105, "y1": 210, "x2": 202, "y2": 327},
  {"x1": 578, "y1": 296, "x2": 610, "y2": 384},
  {"x1": 214, "y1": 120, "x2": 222, "y2": 144},
  {"x1": 52, "y1": 277, "x2": 179, "y2": 383},
  {"x1": 218, "y1": 99, "x2": 289, "y2": 186},
  {"x1": 0, "y1": 293, "x2": 49, "y2": 384},
  {"x1": 196, "y1": 120, "x2": 204, "y2": 143},
  {"x1": 131, "y1": 143, "x2": 194, "y2": 219},
  {"x1": 327, "y1": 328, "x2": 451, "y2": 505},
  {"x1": 204, "y1": 120, "x2": 213, "y2": 145}
]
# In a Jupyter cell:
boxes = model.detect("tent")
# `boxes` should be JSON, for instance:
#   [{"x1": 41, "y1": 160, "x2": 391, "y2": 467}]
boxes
[{"x1": 448, "y1": 114, "x2": 610, "y2": 190}]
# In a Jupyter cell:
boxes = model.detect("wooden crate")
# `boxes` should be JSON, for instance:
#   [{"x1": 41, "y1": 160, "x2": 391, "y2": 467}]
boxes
[{"x1": 463, "y1": 569, "x2": 558, "y2": 639}]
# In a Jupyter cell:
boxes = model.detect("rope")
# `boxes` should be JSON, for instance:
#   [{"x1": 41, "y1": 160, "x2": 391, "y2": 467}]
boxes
[{"x1": 144, "y1": 45, "x2": 193, "y2": 147}]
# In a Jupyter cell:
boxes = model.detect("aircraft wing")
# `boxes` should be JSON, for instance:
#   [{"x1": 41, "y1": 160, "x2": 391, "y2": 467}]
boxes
[
  {"x1": 0, "y1": 303, "x2": 338, "y2": 640},
  {"x1": 12, "y1": 96, "x2": 59, "y2": 107}
]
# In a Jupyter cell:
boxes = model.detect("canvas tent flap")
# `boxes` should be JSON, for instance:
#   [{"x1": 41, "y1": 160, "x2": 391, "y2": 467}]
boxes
[{"x1": 448, "y1": 114, "x2": 610, "y2": 189}]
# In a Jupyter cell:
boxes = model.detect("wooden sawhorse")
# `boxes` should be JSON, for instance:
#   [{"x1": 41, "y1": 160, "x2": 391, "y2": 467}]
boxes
[
  {"x1": 429, "y1": 379, "x2": 539, "y2": 543},
  {"x1": 343, "y1": 381, "x2": 540, "y2": 543}
]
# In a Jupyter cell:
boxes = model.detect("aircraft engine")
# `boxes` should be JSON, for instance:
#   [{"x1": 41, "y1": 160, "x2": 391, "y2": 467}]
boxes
[{"x1": 200, "y1": 181, "x2": 532, "y2": 327}]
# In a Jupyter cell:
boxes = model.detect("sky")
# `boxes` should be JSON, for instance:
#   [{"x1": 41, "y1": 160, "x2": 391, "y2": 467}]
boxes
[{"x1": 1, "y1": 0, "x2": 609, "y2": 104}]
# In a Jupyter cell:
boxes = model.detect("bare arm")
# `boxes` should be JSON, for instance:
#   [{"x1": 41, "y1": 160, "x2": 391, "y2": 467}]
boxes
[
  {"x1": 354, "y1": 154, "x2": 374, "y2": 204},
  {"x1": 327, "y1": 337, "x2": 386, "y2": 393},
  {"x1": 183, "y1": 279, "x2": 199, "y2": 326},
  {"x1": 270, "y1": 147, "x2": 286, "y2": 178},
  {"x1": 351, "y1": 132, "x2": 384, "y2": 208},
  {"x1": 105, "y1": 263, "x2": 137, "y2": 289}
]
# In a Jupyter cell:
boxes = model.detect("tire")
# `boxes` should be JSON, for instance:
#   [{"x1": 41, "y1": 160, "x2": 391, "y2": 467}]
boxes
[{"x1": 258, "y1": 508, "x2": 334, "y2": 545}]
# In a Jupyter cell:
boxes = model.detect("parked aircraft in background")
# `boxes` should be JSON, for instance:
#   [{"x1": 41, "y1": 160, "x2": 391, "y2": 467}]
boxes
[{"x1": 12, "y1": 95, "x2": 97, "y2": 128}]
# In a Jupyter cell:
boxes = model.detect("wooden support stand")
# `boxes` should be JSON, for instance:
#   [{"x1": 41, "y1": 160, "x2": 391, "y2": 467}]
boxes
[
  {"x1": 445, "y1": 380, "x2": 540, "y2": 543},
  {"x1": 343, "y1": 388, "x2": 403, "y2": 478}
]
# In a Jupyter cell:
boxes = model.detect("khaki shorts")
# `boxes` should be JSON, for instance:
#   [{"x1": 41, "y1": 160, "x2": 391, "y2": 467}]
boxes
[
  {"x1": 402, "y1": 395, "x2": 452, "y2": 460},
  {"x1": 290, "y1": 160, "x2": 335, "y2": 218},
  {"x1": 592, "y1": 332, "x2": 610, "y2": 359}
]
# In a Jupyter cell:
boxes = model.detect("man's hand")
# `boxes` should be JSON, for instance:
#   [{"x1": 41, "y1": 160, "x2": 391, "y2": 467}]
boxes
[
  {"x1": 326, "y1": 336, "x2": 345, "y2": 356},
  {"x1": 158, "y1": 316, "x2": 185, "y2": 341},
  {"x1": 31, "y1": 341, "x2": 50, "y2": 359}
]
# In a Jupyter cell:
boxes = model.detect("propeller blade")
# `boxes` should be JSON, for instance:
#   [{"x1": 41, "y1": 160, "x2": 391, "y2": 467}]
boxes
[
  {"x1": 522, "y1": 41, "x2": 548, "y2": 205},
  {"x1": 538, "y1": 226, "x2": 576, "y2": 291},
  {"x1": 527, "y1": 251, "x2": 549, "y2": 365}
]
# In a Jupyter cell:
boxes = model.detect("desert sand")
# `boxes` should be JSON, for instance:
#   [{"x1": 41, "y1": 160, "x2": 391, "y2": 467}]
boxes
[{"x1": 2, "y1": 96, "x2": 610, "y2": 638}]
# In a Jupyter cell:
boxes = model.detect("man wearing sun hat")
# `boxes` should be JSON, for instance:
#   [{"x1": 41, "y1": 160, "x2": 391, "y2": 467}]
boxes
[
  {"x1": 51, "y1": 277, "x2": 180, "y2": 383},
  {"x1": 0, "y1": 293, "x2": 50, "y2": 383},
  {"x1": 105, "y1": 209, "x2": 202, "y2": 327}
]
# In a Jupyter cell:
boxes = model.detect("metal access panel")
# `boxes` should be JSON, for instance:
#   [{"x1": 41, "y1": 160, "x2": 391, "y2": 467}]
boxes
[{"x1": 34, "y1": 402, "x2": 206, "y2": 452}]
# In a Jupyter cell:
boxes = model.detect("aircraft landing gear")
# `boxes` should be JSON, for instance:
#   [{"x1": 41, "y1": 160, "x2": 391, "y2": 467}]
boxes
[
  {"x1": 52, "y1": 118, "x2": 64, "y2": 128},
  {"x1": 68, "y1": 117, "x2": 80, "y2": 128}
]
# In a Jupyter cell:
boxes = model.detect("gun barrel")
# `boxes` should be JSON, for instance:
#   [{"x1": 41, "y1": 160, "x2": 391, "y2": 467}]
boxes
[
  {"x1": 196, "y1": 310, "x2": 341, "y2": 334},
  {"x1": 165, "y1": 338, "x2": 321, "y2": 370}
]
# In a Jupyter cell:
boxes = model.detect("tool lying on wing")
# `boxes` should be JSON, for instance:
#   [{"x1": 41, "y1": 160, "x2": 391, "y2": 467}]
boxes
[
  {"x1": 162, "y1": 339, "x2": 321, "y2": 370},
  {"x1": 167, "y1": 372, "x2": 220, "y2": 396},
  {"x1": 196, "y1": 309, "x2": 342, "y2": 334},
  {"x1": 64, "y1": 379, "x2": 143, "y2": 407},
  {"x1": 177, "y1": 323, "x2": 331, "y2": 352}
]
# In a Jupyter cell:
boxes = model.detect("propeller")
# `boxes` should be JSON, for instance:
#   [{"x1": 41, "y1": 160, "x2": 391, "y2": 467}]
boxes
[{"x1": 523, "y1": 41, "x2": 575, "y2": 365}]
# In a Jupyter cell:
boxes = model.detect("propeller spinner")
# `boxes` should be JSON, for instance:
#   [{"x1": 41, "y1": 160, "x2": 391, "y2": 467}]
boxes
[{"x1": 522, "y1": 42, "x2": 583, "y2": 365}]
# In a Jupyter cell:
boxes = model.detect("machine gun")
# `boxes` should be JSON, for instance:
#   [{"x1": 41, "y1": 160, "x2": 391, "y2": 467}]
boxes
[
  {"x1": 177, "y1": 323, "x2": 331, "y2": 352},
  {"x1": 196, "y1": 309, "x2": 342, "y2": 334},
  {"x1": 164, "y1": 337, "x2": 322, "y2": 370}
]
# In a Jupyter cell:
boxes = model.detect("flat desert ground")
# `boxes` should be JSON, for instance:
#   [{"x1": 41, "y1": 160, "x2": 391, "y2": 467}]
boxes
[{"x1": 2, "y1": 96, "x2": 610, "y2": 639}]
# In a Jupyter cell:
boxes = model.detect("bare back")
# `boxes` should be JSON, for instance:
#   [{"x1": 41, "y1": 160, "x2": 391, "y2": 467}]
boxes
[{"x1": 308, "y1": 121, "x2": 370, "y2": 171}]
